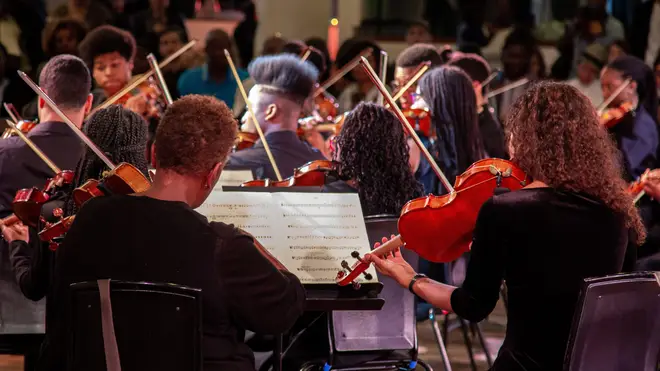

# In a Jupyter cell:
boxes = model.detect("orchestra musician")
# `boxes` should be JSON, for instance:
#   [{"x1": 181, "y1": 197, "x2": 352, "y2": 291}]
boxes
[
  {"x1": 35, "y1": 95, "x2": 306, "y2": 371},
  {"x1": 226, "y1": 54, "x2": 326, "y2": 179},
  {"x1": 322, "y1": 102, "x2": 423, "y2": 215},
  {"x1": 2, "y1": 105, "x2": 150, "y2": 297},
  {"x1": 392, "y1": 44, "x2": 443, "y2": 194},
  {"x1": 366, "y1": 82, "x2": 643, "y2": 371},
  {"x1": 0, "y1": 53, "x2": 92, "y2": 371},
  {"x1": 78, "y1": 25, "x2": 155, "y2": 117},
  {"x1": 447, "y1": 53, "x2": 508, "y2": 159},
  {"x1": 600, "y1": 55, "x2": 659, "y2": 180}
]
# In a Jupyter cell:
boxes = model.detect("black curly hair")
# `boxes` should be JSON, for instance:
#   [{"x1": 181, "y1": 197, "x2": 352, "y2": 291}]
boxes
[
  {"x1": 64, "y1": 105, "x2": 149, "y2": 216},
  {"x1": 78, "y1": 25, "x2": 136, "y2": 70},
  {"x1": 334, "y1": 102, "x2": 422, "y2": 215}
]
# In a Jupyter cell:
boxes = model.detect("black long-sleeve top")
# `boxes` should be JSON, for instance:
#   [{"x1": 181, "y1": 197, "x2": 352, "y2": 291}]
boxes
[
  {"x1": 41, "y1": 195, "x2": 306, "y2": 371},
  {"x1": 450, "y1": 188, "x2": 631, "y2": 371}
]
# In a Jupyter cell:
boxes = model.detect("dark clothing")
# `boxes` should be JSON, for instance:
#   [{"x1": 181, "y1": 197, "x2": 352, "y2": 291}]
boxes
[
  {"x1": 478, "y1": 105, "x2": 508, "y2": 159},
  {"x1": 226, "y1": 130, "x2": 326, "y2": 180},
  {"x1": 629, "y1": 0, "x2": 655, "y2": 60},
  {"x1": 43, "y1": 195, "x2": 305, "y2": 371},
  {"x1": 322, "y1": 180, "x2": 356, "y2": 194},
  {"x1": 127, "y1": 9, "x2": 188, "y2": 53},
  {"x1": 322, "y1": 179, "x2": 423, "y2": 216},
  {"x1": 450, "y1": 188, "x2": 630, "y2": 371},
  {"x1": 0, "y1": 121, "x2": 83, "y2": 215},
  {"x1": 608, "y1": 106, "x2": 659, "y2": 181}
]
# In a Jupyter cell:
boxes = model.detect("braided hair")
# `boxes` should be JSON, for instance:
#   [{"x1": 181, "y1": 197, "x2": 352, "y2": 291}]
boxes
[
  {"x1": 64, "y1": 105, "x2": 149, "y2": 216},
  {"x1": 334, "y1": 102, "x2": 423, "y2": 215},
  {"x1": 418, "y1": 66, "x2": 485, "y2": 188}
]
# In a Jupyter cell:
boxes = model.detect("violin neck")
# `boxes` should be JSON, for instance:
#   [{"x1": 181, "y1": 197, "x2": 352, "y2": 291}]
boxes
[{"x1": 370, "y1": 234, "x2": 404, "y2": 257}]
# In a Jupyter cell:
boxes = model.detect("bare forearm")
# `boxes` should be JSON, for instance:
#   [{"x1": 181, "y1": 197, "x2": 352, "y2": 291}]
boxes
[{"x1": 412, "y1": 278, "x2": 457, "y2": 312}]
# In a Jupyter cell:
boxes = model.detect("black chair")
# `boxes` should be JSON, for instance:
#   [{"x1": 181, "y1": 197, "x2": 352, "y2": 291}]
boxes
[
  {"x1": 563, "y1": 271, "x2": 660, "y2": 371},
  {"x1": 302, "y1": 214, "x2": 433, "y2": 370},
  {"x1": 68, "y1": 280, "x2": 202, "y2": 371}
]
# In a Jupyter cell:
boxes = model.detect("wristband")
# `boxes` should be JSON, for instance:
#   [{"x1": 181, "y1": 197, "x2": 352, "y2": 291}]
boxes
[{"x1": 408, "y1": 273, "x2": 427, "y2": 295}]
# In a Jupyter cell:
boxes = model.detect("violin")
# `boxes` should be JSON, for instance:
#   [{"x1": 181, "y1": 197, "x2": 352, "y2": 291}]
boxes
[
  {"x1": 115, "y1": 77, "x2": 166, "y2": 120},
  {"x1": 600, "y1": 102, "x2": 634, "y2": 129},
  {"x1": 337, "y1": 158, "x2": 531, "y2": 285},
  {"x1": 234, "y1": 131, "x2": 258, "y2": 151},
  {"x1": 2, "y1": 119, "x2": 38, "y2": 139},
  {"x1": 9, "y1": 170, "x2": 75, "y2": 228},
  {"x1": 241, "y1": 160, "x2": 340, "y2": 187},
  {"x1": 314, "y1": 94, "x2": 339, "y2": 122},
  {"x1": 628, "y1": 168, "x2": 660, "y2": 204},
  {"x1": 402, "y1": 107, "x2": 433, "y2": 139},
  {"x1": 72, "y1": 164, "x2": 151, "y2": 207}
]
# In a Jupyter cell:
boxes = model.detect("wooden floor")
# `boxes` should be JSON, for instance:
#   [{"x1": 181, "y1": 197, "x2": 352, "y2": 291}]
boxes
[{"x1": 0, "y1": 301, "x2": 507, "y2": 371}]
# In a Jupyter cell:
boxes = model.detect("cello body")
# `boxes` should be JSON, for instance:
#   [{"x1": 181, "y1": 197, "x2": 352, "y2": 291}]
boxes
[{"x1": 398, "y1": 158, "x2": 530, "y2": 263}]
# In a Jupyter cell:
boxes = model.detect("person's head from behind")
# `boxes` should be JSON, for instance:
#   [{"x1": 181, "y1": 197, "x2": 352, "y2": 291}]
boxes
[
  {"x1": 418, "y1": 66, "x2": 483, "y2": 170},
  {"x1": 154, "y1": 95, "x2": 237, "y2": 208},
  {"x1": 44, "y1": 18, "x2": 87, "y2": 58},
  {"x1": 505, "y1": 81, "x2": 645, "y2": 244},
  {"x1": 281, "y1": 40, "x2": 327, "y2": 78},
  {"x1": 336, "y1": 40, "x2": 380, "y2": 86},
  {"x1": 37, "y1": 54, "x2": 93, "y2": 124},
  {"x1": 601, "y1": 56, "x2": 657, "y2": 118},
  {"x1": 242, "y1": 54, "x2": 318, "y2": 133},
  {"x1": 158, "y1": 26, "x2": 185, "y2": 59},
  {"x1": 261, "y1": 34, "x2": 286, "y2": 56},
  {"x1": 608, "y1": 39, "x2": 629, "y2": 63},
  {"x1": 394, "y1": 44, "x2": 442, "y2": 107},
  {"x1": 205, "y1": 29, "x2": 232, "y2": 70},
  {"x1": 405, "y1": 20, "x2": 432, "y2": 46},
  {"x1": 501, "y1": 29, "x2": 536, "y2": 80},
  {"x1": 577, "y1": 43, "x2": 607, "y2": 85},
  {"x1": 334, "y1": 102, "x2": 421, "y2": 214},
  {"x1": 79, "y1": 25, "x2": 136, "y2": 96},
  {"x1": 447, "y1": 53, "x2": 491, "y2": 107}
]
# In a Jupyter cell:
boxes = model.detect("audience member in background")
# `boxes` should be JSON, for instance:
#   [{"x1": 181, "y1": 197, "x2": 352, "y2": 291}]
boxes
[
  {"x1": 448, "y1": 53, "x2": 508, "y2": 159},
  {"x1": 491, "y1": 28, "x2": 536, "y2": 122},
  {"x1": 127, "y1": 0, "x2": 187, "y2": 53},
  {"x1": 405, "y1": 20, "x2": 433, "y2": 46},
  {"x1": 607, "y1": 39, "x2": 630, "y2": 63},
  {"x1": 156, "y1": 26, "x2": 199, "y2": 100},
  {"x1": 0, "y1": 4, "x2": 25, "y2": 71},
  {"x1": 326, "y1": 38, "x2": 358, "y2": 98},
  {"x1": 630, "y1": 0, "x2": 660, "y2": 65},
  {"x1": 281, "y1": 40, "x2": 327, "y2": 80},
  {"x1": 336, "y1": 40, "x2": 384, "y2": 111},
  {"x1": 305, "y1": 37, "x2": 331, "y2": 83},
  {"x1": 0, "y1": 44, "x2": 32, "y2": 114},
  {"x1": 52, "y1": 0, "x2": 115, "y2": 31},
  {"x1": 260, "y1": 34, "x2": 286, "y2": 56},
  {"x1": 529, "y1": 47, "x2": 547, "y2": 80},
  {"x1": 178, "y1": 29, "x2": 252, "y2": 114},
  {"x1": 567, "y1": 43, "x2": 607, "y2": 106},
  {"x1": 233, "y1": 0, "x2": 257, "y2": 68},
  {"x1": 2, "y1": 0, "x2": 46, "y2": 70},
  {"x1": 456, "y1": 0, "x2": 493, "y2": 51}
]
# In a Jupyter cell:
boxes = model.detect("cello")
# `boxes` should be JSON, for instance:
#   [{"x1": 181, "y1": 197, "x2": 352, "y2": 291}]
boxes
[{"x1": 336, "y1": 57, "x2": 531, "y2": 286}]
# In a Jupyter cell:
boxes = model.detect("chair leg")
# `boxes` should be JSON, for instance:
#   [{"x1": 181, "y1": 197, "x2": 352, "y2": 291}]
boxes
[
  {"x1": 472, "y1": 323, "x2": 494, "y2": 367},
  {"x1": 415, "y1": 359, "x2": 435, "y2": 371},
  {"x1": 441, "y1": 314, "x2": 449, "y2": 345},
  {"x1": 458, "y1": 319, "x2": 478, "y2": 371},
  {"x1": 429, "y1": 309, "x2": 453, "y2": 371}
]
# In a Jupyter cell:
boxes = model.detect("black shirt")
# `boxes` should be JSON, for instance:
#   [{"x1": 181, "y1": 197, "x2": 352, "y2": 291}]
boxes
[
  {"x1": 44, "y1": 195, "x2": 306, "y2": 371},
  {"x1": 226, "y1": 131, "x2": 326, "y2": 180},
  {"x1": 450, "y1": 188, "x2": 630, "y2": 371},
  {"x1": 478, "y1": 105, "x2": 508, "y2": 159}
]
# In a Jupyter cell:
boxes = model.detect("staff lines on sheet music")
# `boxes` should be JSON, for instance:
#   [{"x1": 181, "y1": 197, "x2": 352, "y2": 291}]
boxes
[
  {"x1": 287, "y1": 224, "x2": 358, "y2": 229},
  {"x1": 291, "y1": 255, "x2": 352, "y2": 261},
  {"x1": 280, "y1": 203, "x2": 354, "y2": 207},
  {"x1": 287, "y1": 235, "x2": 361, "y2": 240},
  {"x1": 282, "y1": 213, "x2": 357, "y2": 218},
  {"x1": 208, "y1": 215, "x2": 268, "y2": 219},
  {"x1": 289, "y1": 245, "x2": 363, "y2": 250},
  {"x1": 236, "y1": 224, "x2": 271, "y2": 229},
  {"x1": 206, "y1": 203, "x2": 264, "y2": 208},
  {"x1": 297, "y1": 267, "x2": 344, "y2": 272}
]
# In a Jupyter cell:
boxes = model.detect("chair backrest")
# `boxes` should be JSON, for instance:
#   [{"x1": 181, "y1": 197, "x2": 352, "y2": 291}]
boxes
[
  {"x1": 564, "y1": 272, "x2": 660, "y2": 371},
  {"x1": 331, "y1": 214, "x2": 418, "y2": 352},
  {"x1": 68, "y1": 280, "x2": 202, "y2": 371}
]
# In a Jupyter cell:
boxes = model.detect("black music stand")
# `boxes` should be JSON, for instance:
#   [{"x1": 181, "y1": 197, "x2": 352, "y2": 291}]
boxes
[{"x1": 222, "y1": 186, "x2": 384, "y2": 371}]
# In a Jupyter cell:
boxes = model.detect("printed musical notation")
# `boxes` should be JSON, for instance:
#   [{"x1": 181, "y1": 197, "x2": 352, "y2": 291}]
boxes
[{"x1": 196, "y1": 192, "x2": 377, "y2": 284}]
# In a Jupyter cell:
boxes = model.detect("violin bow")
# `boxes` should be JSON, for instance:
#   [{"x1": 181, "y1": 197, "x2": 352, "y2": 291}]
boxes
[
  {"x1": 387, "y1": 61, "x2": 431, "y2": 108},
  {"x1": 224, "y1": 49, "x2": 283, "y2": 182},
  {"x1": 3, "y1": 104, "x2": 61, "y2": 175},
  {"x1": 596, "y1": 78, "x2": 632, "y2": 116},
  {"x1": 485, "y1": 77, "x2": 529, "y2": 99},
  {"x1": 87, "y1": 40, "x2": 197, "y2": 117},
  {"x1": 377, "y1": 50, "x2": 388, "y2": 106},
  {"x1": 481, "y1": 71, "x2": 499, "y2": 88},
  {"x1": 18, "y1": 71, "x2": 117, "y2": 170},
  {"x1": 313, "y1": 48, "x2": 373, "y2": 98},
  {"x1": 300, "y1": 47, "x2": 312, "y2": 62},
  {"x1": 146, "y1": 53, "x2": 174, "y2": 105},
  {"x1": 359, "y1": 57, "x2": 455, "y2": 193}
]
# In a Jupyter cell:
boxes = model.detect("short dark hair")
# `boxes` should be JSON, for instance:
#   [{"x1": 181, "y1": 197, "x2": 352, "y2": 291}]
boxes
[
  {"x1": 78, "y1": 25, "x2": 136, "y2": 69},
  {"x1": 39, "y1": 54, "x2": 91, "y2": 109},
  {"x1": 281, "y1": 40, "x2": 327, "y2": 77},
  {"x1": 447, "y1": 53, "x2": 491, "y2": 83},
  {"x1": 247, "y1": 54, "x2": 318, "y2": 104},
  {"x1": 396, "y1": 43, "x2": 443, "y2": 68},
  {"x1": 43, "y1": 18, "x2": 87, "y2": 58},
  {"x1": 503, "y1": 27, "x2": 536, "y2": 57},
  {"x1": 156, "y1": 95, "x2": 237, "y2": 175}
]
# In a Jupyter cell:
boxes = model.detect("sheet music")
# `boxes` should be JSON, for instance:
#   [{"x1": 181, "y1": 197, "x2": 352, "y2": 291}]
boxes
[{"x1": 197, "y1": 192, "x2": 377, "y2": 284}]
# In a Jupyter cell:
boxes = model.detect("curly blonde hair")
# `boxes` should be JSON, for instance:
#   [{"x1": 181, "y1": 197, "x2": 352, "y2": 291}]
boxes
[{"x1": 506, "y1": 81, "x2": 646, "y2": 244}]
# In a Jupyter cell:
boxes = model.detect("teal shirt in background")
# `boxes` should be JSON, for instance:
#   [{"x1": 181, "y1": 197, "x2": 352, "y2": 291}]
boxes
[{"x1": 177, "y1": 64, "x2": 249, "y2": 108}]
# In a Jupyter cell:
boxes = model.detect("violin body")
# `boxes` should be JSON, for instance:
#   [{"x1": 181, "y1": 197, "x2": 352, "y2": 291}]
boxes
[
  {"x1": 398, "y1": 159, "x2": 530, "y2": 262},
  {"x1": 72, "y1": 163, "x2": 151, "y2": 207},
  {"x1": 2, "y1": 119, "x2": 38, "y2": 139},
  {"x1": 39, "y1": 215, "x2": 75, "y2": 248},
  {"x1": 234, "y1": 132, "x2": 258, "y2": 151},
  {"x1": 12, "y1": 187, "x2": 50, "y2": 227},
  {"x1": 43, "y1": 170, "x2": 75, "y2": 193},
  {"x1": 600, "y1": 102, "x2": 634, "y2": 129},
  {"x1": 116, "y1": 78, "x2": 165, "y2": 119},
  {"x1": 314, "y1": 95, "x2": 339, "y2": 122},
  {"x1": 402, "y1": 108, "x2": 433, "y2": 139},
  {"x1": 241, "y1": 160, "x2": 340, "y2": 187},
  {"x1": 72, "y1": 179, "x2": 104, "y2": 206}
]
